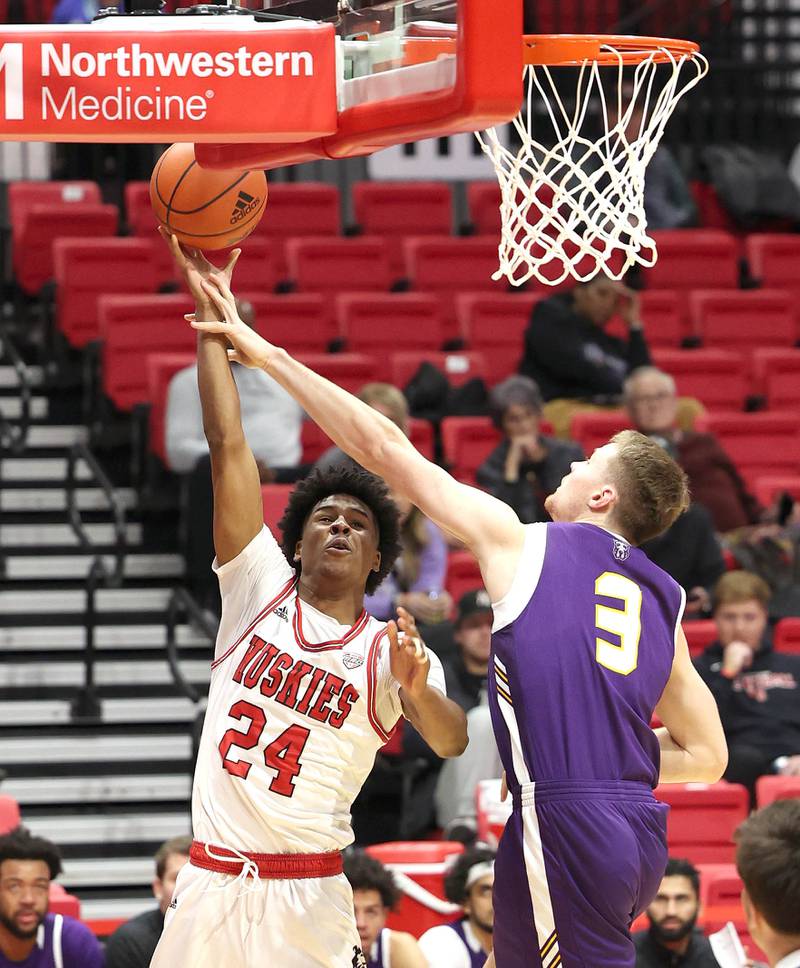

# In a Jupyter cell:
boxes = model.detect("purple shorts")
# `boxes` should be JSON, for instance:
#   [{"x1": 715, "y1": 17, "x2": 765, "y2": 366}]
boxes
[{"x1": 492, "y1": 780, "x2": 668, "y2": 968}]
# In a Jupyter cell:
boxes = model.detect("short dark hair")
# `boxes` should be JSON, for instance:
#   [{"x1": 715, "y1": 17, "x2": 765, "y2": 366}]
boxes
[
  {"x1": 663, "y1": 857, "x2": 700, "y2": 898},
  {"x1": 278, "y1": 466, "x2": 402, "y2": 596},
  {"x1": 343, "y1": 850, "x2": 399, "y2": 909},
  {"x1": 488, "y1": 375, "x2": 544, "y2": 430},
  {"x1": 443, "y1": 846, "x2": 496, "y2": 905},
  {"x1": 154, "y1": 835, "x2": 192, "y2": 881},
  {"x1": 0, "y1": 826, "x2": 62, "y2": 880},
  {"x1": 610, "y1": 430, "x2": 690, "y2": 545},
  {"x1": 736, "y1": 800, "x2": 800, "y2": 936}
]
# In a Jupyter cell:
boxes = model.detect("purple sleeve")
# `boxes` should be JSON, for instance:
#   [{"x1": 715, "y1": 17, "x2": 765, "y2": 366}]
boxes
[
  {"x1": 62, "y1": 917, "x2": 106, "y2": 968},
  {"x1": 364, "y1": 571, "x2": 399, "y2": 621},
  {"x1": 409, "y1": 519, "x2": 448, "y2": 594}
]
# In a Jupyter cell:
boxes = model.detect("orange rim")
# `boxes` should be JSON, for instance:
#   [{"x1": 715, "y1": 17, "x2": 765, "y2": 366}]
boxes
[{"x1": 523, "y1": 34, "x2": 701, "y2": 67}]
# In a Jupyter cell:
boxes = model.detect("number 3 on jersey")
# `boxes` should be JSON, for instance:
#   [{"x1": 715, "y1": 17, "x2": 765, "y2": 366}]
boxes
[
  {"x1": 594, "y1": 571, "x2": 642, "y2": 676},
  {"x1": 218, "y1": 699, "x2": 310, "y2": 797}
]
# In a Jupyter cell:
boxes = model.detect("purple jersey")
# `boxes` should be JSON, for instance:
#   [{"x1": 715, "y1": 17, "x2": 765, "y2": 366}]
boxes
[
  {"x1": 490, "y1": 522, "x2": 684, "y2": 790},
  {"x1": 451, "y1": 920, "x2": 488, "y2": 968},
  {"x1": 367, "y1": 928, "x2": 388, "y2": 968},
  {"x1": 0, "y1": 913, "x2": 105, "y2": 968}
]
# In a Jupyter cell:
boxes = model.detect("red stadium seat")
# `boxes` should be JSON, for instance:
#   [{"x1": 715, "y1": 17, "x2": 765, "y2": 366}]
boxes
[
  {"x1": 774, "y1": 617, "x2": 800, "y2": 656},
  {"x1": 682, "y1": 620, "x2": 718, "y2": 657},
  {"x1": 643, "y1": 230, "x2": 739, "y2": 291},
  {"x1": 753, "y1": 474, "x2": 800, "y2": 508},
  {"x1": 467, "y1": 181, "x2": 502, "y2": 236},
  {"x1": 301, "y1": 422, "x2": 333, "y2": 464},
  {"x1": 99, "y1": 294, "x2": 194, "y2": 412},
  {"x1": 48, "y1": 883, "x2": 81, "y2": 920},
  {"x1": 456, "y1": 293, "x2": 540, "y2": 385},
  {"x1": 633, "y1": 291, "x2": 686, "y2": 347},
  {"x1": 216, "y1": 238, "x2": 279, "y2": 294},
  {"x1": 752, "y1": 348, "x2": 800, "y2": 410},
  {"x1": 13, "y1": 204, "x2": 118, "y2": 295},
  {"x1": 440, "y1": 416, "x2": 502, "y2": 484},
  {"x1": 0, "y1": 795, "x2": 20, "y2": 834},
  {"x1": 352, "y1": 181, "x2": 452, "y2": 273},
  {"x1": 404, "y1": 237, "x2": 505, "y2": 294},
  {"x1": 689, "y1": 289, "x2": 797, "y2": 350},
  {"x1": 652, "y1": 349, "x2": 747, "y2": 410},
  {"x1": 244, "y1": 293, "x2": 336, "y2": 353},
  {"x1": 390, "y1": 351, "x2": 487, "y2": 390},
  {"x1": 9, "y1": 180, "x2": 101, "y2": 240},
  {"x1": 569, "y1": 410, "x2": 631, "y2": 456},
  {"x1": 294, "y1": 353, "x2": 378, "y2": 395},
  {"x1": 366, "y1": 842, "x2": 464, "y2": 938},
  {"x1": 261, "y1": 484, "x2": 293, "y2": 533},
  {"x1": 445, "y1": 550, "x2": 484, "y2": 605},
  {"x1": 251, "y1": 183, "x2": 340, "y2": 239},
  {"x1": 745, "y1": 233, "x2": 800, "y2": 293},
  {"x1": 54, "y1": 238, "x2": 158, "y2": 348},
  {"x1": 697, "y1": 863, "x2": 742, "y2": 912},
  {"x1": 124, "y1": 181, "x2": 176, "y2": 285},
  {"x1": 694, "y1": 411, "x2": 800, "y2": 490},
  {"x1": 286, "y1": 238, "x2": 392, "y2": 293},
  {"x1": 409, "y1": 418, "x2": 435, "y2": 462},
  {"x1": 755, "y1": 774, "x2": 800, "y2": 806},
  {"x1": 654, "y1": 782, "x2": 749, "y2": 864},
  {"x1": 337, "y1": 293, "x2": 444, "y2": 379},
  {"x1": 146, "y1": 352, "x2": 196, "y2": 464}
]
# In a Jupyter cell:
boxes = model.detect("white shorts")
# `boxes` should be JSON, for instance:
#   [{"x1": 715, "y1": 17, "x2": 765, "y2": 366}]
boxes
[{"x1": 149, "y1": 860, "x2": 364, "y2": 968}]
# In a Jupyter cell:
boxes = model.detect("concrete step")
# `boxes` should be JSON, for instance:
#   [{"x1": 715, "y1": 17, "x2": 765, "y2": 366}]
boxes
[
  {"x1": 0, "y1": 586, "x2": 173, "y2": 615},
  {"x1": 81, "y1": 897, "x2": 155, "y2": 924},
  {"x1": 3, "y1": 773, "x2": 190, "y2": 807},
  {"x1": 62, "y1": 856, "x2": 159, "y2": 889},
  {"x1": 3, "y1": 553, "x2": 184, "y2": 581},
  {"x1": 0, "y1": 365, "x2": 44, "y2": 388},
  {"x1": 1, "y1": 732, "x2": 192, "y2": 766},
  {"x1": 0, "y1": 396, "x2": 47, "y2": 420},
  {"x1": 1, "y1": 659, "x2": 210, "y2": 689},
  {"x1": 0, "y1": 522, "x2": 143, "y2": 548},
  {"x1": 0, "y1": 623, "x2": 210, "y2": 651},
  {"x1": 1, "y1": 487, "x2": 138, "y2": 513},
  {"x1": 26, "y1": 425, "x2": 87, "y2": 449},
  {"x1": 0, "y1": 457, "x2": 92, "y2": 482},
  {"x1": 25, "y1": 811, "x2": 191, "y2": 847},
  {"x1": 0, "y1": 696, "x2": 200, "y2": 726}
]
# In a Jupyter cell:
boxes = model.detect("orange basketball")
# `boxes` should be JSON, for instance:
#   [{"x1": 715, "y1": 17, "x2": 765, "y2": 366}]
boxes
[{"x1": 150, "y1": 142, "x2": 267, "y2": 250}]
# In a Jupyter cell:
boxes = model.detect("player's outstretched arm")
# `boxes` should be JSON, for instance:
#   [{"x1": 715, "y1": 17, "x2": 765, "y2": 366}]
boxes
[
  {"x1": 196, "y1": 277, "x2": 525, "y2": 602},
  {"x1": 163, "y1": 231, "x2": 263, "y2": 566},
  {"x1": 654, "y1": 627, "x2": 728, "y2": 784}
]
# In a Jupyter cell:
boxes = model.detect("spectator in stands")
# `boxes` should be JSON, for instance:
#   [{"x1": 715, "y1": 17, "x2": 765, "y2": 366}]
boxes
[
  {"x1": 364, "y1": 489, "x2": 451, "y2": 626},
  {"x1": 625, "y1": 367, "x2": 761, "y2": 533},
  {"x1": 633, "y1": 858, "x2": 719, "y2": 967},
  {"x1": 418, "y1": 846, "x2": 495, "y2": 967},
  {"x1": 105, "y1": 836, "x2": 191, "y2": 968},
  {"x1": 641, "y1": 502, "x2": 726, "y2": 619},
  {"x1": 695, "y1": 572, "x2": 800, "y2": 798},
  {"x1": 518, "y1": 275, "x2": 651, "y2": 438},
  {"x1": 165, "y1": 299, "x2": 303, "y2": 614},
  {"x1": 434, "y1": 590, "x2": 502, "y2": 835},
  {"x1": 607, "y1": 83, "x2": 697, "y2": 230},
  {"x1": 736, "y1": 800, "x2": 800, "y2": 968},
  {"x1": 343, "y1": 850, "x2": 427, "y2": 968},
  {"x1": 476, "y1": 376, "x2": 584, "y2": 523},
  {"x1": 315, "y1": 383, "x2": 409, "y2": 476},
  {"x1": 0, "y1": 826, "x2": 104, "y2": 968},
  {"x1": 50, "y1": 0, "x2": 99, "y2": 23}
]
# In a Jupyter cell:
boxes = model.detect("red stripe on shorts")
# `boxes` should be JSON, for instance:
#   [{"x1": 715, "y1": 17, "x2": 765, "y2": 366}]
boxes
[{"x1": 190, "y1": 841, "x2": 343, "y2": 879}]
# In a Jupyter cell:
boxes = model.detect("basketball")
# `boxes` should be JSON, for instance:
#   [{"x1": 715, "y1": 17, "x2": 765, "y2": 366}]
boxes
[{"x1": 149, "y1": 142, "x2": 267, "y2": 250}]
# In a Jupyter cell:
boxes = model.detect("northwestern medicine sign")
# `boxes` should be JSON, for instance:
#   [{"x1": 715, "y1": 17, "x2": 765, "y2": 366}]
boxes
[{"x1": 0, "y1": 20, "x2": 337, "y2": 141}]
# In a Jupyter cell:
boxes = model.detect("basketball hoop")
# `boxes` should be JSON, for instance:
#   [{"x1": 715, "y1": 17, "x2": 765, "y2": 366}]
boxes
[{"x1": 476, "y1": 34, "x2": 709, "y2": 287}]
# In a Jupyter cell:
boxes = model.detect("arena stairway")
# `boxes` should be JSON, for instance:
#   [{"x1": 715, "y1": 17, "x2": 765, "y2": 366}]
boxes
[{"x1": 0, "y1": 352, "x2": 211, "y2": 924}]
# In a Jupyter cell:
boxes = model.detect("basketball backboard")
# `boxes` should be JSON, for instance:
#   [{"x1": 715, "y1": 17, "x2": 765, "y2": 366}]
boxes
[{"x1": 195, "y1": 0, "x2": 523, "y2": 169}]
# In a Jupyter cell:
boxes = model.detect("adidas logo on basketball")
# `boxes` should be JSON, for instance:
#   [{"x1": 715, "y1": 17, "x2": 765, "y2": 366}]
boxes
[{"x1": 230, "y1": 190, "x2": 259, "y2": 224}]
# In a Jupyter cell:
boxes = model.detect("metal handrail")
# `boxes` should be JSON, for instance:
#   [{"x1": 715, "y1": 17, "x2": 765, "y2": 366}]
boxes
[
  {"x1": 165, "y1": 587, "x2": 217, "y2": 705},
  {"x1": 66, "y1": 441, "x2": 127, "y2": 720},
  {"x1": 0, "y1": 326, "x2": 33, "y2": 455}
]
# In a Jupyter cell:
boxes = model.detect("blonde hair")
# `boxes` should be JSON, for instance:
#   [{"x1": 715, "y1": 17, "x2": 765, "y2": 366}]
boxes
[
  {"x1": 358, "y1": 383, "x2": 409, "y2": 431},
  {"x1": 714, "y1": 571, "x2": 771, "y2": 611},
  {"x1": 609, "y1": 430, "x2": 690, "y2": 545}
]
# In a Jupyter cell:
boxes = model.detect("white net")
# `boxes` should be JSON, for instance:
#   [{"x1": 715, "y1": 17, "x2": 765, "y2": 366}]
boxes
[{"x1": 476, "y1": 43, "x2": 709, "y2": 287}]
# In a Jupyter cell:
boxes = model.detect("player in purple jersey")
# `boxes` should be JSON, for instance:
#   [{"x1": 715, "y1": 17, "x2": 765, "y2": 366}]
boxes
[{"x1": 191, "y1": 273, "x2": 728, "y2": 968}]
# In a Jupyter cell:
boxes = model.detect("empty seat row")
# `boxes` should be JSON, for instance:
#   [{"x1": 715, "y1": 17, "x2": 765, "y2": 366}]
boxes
[{"x1": 683, "y1": 617, "x2": 800, "y2": 656}]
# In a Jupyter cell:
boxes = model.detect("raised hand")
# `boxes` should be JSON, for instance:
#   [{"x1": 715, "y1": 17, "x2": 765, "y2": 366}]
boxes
[
  {"x1": 388, "y1": 605, "x2": 431, "y2": 701},
  {"x1": 188, "y1": 274, "x2": 277, "y2": 371},
  {"x1": 158, "y1": 227, "x2": 240, "y2": 313}
]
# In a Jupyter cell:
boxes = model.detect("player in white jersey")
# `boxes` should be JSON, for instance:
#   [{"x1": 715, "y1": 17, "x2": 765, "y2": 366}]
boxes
[{"x1": 150, "y1": 235, "x2": 468, "y2": 968}]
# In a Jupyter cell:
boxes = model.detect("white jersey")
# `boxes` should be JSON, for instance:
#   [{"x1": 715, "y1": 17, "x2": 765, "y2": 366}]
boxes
[{"x1": 192, "y1": 525, "x2": 446, "y2": 854}]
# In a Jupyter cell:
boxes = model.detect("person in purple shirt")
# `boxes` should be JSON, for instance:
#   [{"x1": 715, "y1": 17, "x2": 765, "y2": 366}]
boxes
[
  {"x1": 0, "y1": 827, "x2": 104, "y2": 968},
  {"x1": 185, "y1": 259, "x2": 729, "y2": 968}
]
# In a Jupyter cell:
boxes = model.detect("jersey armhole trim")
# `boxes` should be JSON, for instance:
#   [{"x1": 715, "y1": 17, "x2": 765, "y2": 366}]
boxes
[
  {"x1": 366, "y1": 627, "x2": 394, "y2": 744},
  {"x1": 673, "y1": 585, "x2": 687, "y2": 657},
  {"x1": 210, "y1": 577, "x2": 296, "y2": 670},
  {"x1": 492, "y1": 523, "x2": 548, "y2": 633}
]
